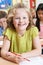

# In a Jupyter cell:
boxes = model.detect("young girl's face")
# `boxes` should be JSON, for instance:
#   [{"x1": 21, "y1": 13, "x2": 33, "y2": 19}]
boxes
[
  {"x1": 13, "y1": 8, "x2": 29, "y2": 31},
  {"x1": 37, "y1": 10, "x2": 43, "y2": 21}
]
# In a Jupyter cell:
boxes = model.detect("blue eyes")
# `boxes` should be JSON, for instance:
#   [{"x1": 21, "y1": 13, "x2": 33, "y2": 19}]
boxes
[
  {"x1": 15, "y1": 18, "x2": 20, "y2": 19},
  {"x1": 15, "y1": 17, "x2": 26, "y2": 19}
]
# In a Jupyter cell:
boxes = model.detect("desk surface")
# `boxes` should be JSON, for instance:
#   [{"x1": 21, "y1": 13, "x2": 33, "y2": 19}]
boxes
[
  {"x1": 19, "y1": 56, "x2": 43, "y2": 65},
  {"x1": 0, "y1": 57, "x2": 18, "y2": 65},
  {"x1": 0, "y1": 56, "x2": 43, "y2": 65}
]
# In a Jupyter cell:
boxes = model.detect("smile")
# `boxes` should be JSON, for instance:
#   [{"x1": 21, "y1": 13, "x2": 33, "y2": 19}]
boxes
[{"x1": 18, "y1": 24, "x2": 26, "y2": 26}]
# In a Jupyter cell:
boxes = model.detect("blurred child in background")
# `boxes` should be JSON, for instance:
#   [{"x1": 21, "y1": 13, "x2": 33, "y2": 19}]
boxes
[
  {"x1": 36, "y1": 3, "x2": 43, "y2": 39},
  {"x1": 0, "y1": 11, "x2": 7, "y2": 41},
  {"x1": 30, "y1": 8, "x2": 36, "y2": 25}
]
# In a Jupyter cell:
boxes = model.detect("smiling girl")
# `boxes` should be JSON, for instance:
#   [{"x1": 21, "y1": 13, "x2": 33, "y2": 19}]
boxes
[{"x1": 1, "y1": 3, "x2": 41, "y2": 64}]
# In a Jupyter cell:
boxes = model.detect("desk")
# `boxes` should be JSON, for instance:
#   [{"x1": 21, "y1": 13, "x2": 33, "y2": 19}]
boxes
[
  {"x1": 19, "y1": 56, "x2": 43, "y2": 65},
  {"x1": 0, "y1": 53, "x2": 43, "y2": 64},
  {"x1": 0, "y1": 56, "x2": 43, "y2": 65},
  {"x1": 0, "y1": 57, "x2": 18, "y2": 65}
]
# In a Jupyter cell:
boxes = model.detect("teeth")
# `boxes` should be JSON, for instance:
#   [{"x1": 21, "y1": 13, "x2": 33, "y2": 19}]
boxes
[{"x1": 19, "y1": 24, "x2": 25, "y2": 26}]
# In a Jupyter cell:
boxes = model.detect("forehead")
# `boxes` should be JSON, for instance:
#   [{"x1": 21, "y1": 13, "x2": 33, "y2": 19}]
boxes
[
  {"x1": 15, "y1": 8, "x2": 28, "y2": 16},
  {"x1": 0, "y1": 18, "x2": 6, "y2": 21},
  {"x1": 37, "y1": 10, "x2": 43, "y2": 13}
]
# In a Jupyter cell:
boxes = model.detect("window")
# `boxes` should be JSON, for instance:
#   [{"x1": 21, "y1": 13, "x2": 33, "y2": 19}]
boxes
[{"x1": 0, "y1": 0, "x2": 12, "y2": 9}]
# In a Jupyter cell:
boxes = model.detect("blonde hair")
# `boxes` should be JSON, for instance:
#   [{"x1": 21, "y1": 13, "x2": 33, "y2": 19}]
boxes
[
  {"x1": 7, "y1": 3, "x2": 33, "y2": 30},
  {"x1": 30, "y1": 8, "x2": 36, "y2": 18}
]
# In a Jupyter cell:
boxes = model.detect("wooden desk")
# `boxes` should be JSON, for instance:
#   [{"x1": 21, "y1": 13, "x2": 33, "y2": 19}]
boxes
[
  {"x1": 0, "y1": 56, "x2": 43, "y2": 65},
  {"x1": 0, "y1": 57, "x2": 18, "y2": 65}
]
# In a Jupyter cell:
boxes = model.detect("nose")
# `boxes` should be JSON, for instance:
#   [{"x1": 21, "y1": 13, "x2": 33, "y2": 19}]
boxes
[
  {"x1": 40, "y1": 14, "x2": 43, "y2": 17},
  {"x1": 19, "y1": 18, "x2": 23, "y2": 23}
]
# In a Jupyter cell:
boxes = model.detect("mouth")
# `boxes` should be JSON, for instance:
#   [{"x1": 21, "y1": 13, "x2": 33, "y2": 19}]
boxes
[{"x1": 18, "y1": 24, "x2": 26, "y2": 26}]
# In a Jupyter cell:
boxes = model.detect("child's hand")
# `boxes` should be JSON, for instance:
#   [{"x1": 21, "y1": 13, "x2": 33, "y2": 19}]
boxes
[
  {"x1": 11, "y1": 52, "x2": 26, "y2": 62},
  {"x1": 21, "y1": 53, "x2": 27, "y2": 58},
  {"x1": 6, "y1": 52, "x2": 25, "y2": 63},
  {"x1": 11, "y1": 52, "x2": 30, "y2": 63},
  {"x1": 6, "y1": 52, "x2": 13, "y2": 56}
]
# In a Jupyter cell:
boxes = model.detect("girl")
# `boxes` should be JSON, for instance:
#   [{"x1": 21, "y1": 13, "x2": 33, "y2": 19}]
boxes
[
  {"x1": 36, "y1": 3, "x2": 43, "y2": 39},
  {"x1": 1, "y1": 3, "x2": 41, "y2": 64}
]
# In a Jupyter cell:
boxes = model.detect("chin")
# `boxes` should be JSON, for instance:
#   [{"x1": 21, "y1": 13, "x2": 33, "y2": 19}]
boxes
[
  {"x1": 19, "y1": 26, "x2": 27, "y2": 30},
  {"x1": 19, "y1": 28, "x2": 26, "y2": 31}
]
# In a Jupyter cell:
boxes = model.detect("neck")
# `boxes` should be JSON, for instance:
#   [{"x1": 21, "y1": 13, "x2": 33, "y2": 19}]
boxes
[{"x1": 16, "y1": 29, "x2": 26, "y2": 36}]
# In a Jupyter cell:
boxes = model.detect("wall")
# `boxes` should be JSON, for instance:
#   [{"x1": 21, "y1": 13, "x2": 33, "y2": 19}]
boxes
[
  {"x1": 36, "y1": 0, "x2": 43, "y2": 9},
  {"x1": 0, "y1": 0, "x2": 30, "y2": 12},
  {"x1": 12, "y1": 0, "x2": 30, "y2": 10}
]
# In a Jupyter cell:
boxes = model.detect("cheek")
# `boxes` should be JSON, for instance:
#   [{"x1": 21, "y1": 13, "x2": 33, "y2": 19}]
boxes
[
  {"x1": 27, "y1": 21, "x2": 29, "y2": 26},
  {"x1": 13, "y1": 20, "x2": 18, "y2": 28},
  {"x1": 38, "y1": 15, "x2": 43, "y2": 20},
  {"x1": 13, "y1": 21, "x2": 16, "y2": 27},
  {"x1": 27, "y1": 20, "x2": 29, "y2": 24},
  {"x1": 26, "y1": 20, "x2": 29, "y2": 27}
]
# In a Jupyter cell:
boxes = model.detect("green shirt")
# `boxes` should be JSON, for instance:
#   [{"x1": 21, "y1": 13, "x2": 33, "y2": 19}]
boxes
[{"x1": 3, "y1": 26, "x2": 38, "y2": 53}]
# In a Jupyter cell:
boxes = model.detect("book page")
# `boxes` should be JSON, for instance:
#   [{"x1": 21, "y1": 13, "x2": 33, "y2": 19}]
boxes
[
  {"x1": 0, "y1": 41, "x2": 3, "y2": 45},
  {"x1": 19, "y1": 56, "x2": 43, "y2": 65}
]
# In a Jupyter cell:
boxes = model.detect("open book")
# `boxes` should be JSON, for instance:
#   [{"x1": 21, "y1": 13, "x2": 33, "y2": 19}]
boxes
[{"x1": 19, "y1": 56, "x2": 43, "y2": 65}]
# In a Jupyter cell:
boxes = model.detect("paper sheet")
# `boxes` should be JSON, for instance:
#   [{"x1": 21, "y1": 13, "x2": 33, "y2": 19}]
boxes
[
  {"x1": 0, "y1": 41, "x2": 3, "y2": 45},
  {"x1": 19, "y1": 56, "x2": 43, "y2": 65}
]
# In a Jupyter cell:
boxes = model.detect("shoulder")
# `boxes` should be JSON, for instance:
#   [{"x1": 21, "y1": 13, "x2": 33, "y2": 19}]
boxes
[
  {"x1": 30, "y1": 26, "x2": 39, "y2": 32},
  {"x1": 3, "y1": 28, "x2": 16, "y2": 40},
  {"x1": 28, "y1": 26, "x2": 39, "y2": 36},
  {"x1": 3, "y1": 28, "x2": 14, "y2": 36},
  {"x1": 31, "y1": 26, "x2": 39, "y2": 38},
  {"x1": 5, "y1": 28, "x2": 14, "y2": 33},
  {"x1": 3, "y1": 28, "x2": 16, "y2": 36},
  {"x1": 27, "y1": 26, "x2": 39, "y2": 33}
]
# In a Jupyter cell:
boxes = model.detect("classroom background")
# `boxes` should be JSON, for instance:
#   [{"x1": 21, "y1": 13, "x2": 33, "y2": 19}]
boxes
[{"x1": 0, "y1": 0, "x2": 43, "y2": 13}]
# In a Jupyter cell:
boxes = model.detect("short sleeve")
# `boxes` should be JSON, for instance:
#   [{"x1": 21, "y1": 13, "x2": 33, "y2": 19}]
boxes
[
  {"x1": 32, "y1": 27, "x2": 39, "y2": 38},
  {"x1": 3, "y1": 28, "x2": 12, "y2": 40}
]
